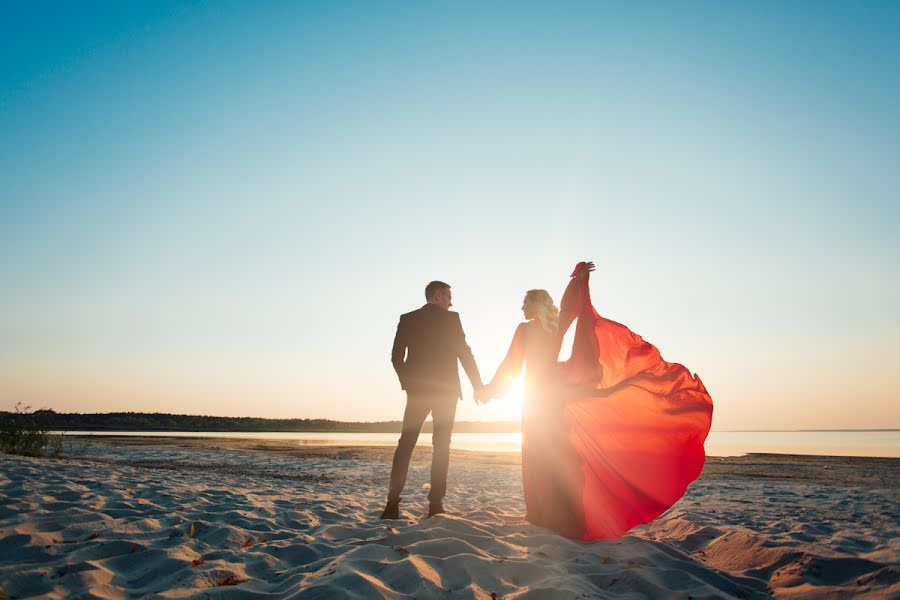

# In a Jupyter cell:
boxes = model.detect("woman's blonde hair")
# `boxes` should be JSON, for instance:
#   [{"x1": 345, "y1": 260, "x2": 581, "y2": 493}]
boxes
[{"x1": 525, "y1": 289, "x2": 560, "y2": 334}]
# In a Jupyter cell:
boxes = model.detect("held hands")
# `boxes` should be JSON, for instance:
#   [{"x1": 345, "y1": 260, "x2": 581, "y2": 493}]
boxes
[{"x1": 474, "y1": 384, "x2": 492, "y2": 405}]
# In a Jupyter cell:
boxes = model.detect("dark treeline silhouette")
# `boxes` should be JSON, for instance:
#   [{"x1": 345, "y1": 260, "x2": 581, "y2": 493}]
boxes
[{"x1": 0, "y1": 410, "x2": 521, "y2": 434}]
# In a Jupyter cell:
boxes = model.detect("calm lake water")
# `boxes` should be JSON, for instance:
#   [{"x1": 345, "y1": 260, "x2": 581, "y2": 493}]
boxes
[{"x1": 57, "y1": 430, "x2": 900, "y2": 458}]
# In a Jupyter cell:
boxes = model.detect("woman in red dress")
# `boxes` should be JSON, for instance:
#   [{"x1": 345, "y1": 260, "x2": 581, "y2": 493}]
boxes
[{"x1": 484, "y1": 262, "x2": 713, "y2": 540}]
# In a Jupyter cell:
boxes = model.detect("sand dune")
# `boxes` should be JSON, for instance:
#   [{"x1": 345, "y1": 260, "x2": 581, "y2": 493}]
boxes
[{"x1": 0, "y1": 438, "x2": 897, "y2": 598}]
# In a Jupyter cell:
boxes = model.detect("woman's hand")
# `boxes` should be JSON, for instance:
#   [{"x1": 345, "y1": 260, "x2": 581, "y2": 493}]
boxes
[{"x1": 576, "y1": 261, "x2": 595, "y2": 278}]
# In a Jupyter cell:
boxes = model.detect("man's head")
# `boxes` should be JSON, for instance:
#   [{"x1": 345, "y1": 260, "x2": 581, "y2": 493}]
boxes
[{"x1": 425, "y1": 281, "x2": 452, "y2": 310}]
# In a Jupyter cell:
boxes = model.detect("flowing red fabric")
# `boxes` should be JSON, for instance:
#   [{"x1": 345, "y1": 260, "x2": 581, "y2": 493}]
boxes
[
  {"x1": 562, "y1": 262, "x2": 713, "y2": 540},
  {"x1": 493, "y1": 263, "x2": 713, "y2": 541}
]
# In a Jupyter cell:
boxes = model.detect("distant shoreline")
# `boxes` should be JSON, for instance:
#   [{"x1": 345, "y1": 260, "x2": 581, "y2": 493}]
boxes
[
  {"x1": 718, "y1": 429, "x2": 900, "y2": 433},
  {"x1": 54, "y1": 428, "x2": 900, "y2": 433},
  {"x1": 4, "y1": 410, "x2": 897, "y2": 434},
  {"x1": 2, "y1": 411, "x2": 521, "y2": 434},
  {"x1": 51, "y1": 425, "x2": 516, "y2": 434}
]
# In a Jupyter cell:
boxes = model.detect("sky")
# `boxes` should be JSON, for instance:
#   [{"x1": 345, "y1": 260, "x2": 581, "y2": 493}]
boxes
[{"x1": 1, "y1": 1, "x2": 898, "y2": 431}]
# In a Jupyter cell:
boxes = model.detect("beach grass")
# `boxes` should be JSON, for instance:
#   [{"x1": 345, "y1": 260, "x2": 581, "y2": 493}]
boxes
[{"x1": 0, "y1": 403, "x2": 65, "y2": 458}]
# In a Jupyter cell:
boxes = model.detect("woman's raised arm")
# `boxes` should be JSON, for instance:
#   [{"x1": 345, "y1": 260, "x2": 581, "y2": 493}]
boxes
[{"x1": 558, "y1": 261, "x2": 595, "y2": 336}]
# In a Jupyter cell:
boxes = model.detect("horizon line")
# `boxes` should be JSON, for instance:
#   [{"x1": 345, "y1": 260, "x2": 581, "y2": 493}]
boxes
[{"x1": 5, "y1": 410, "x2": 897, "y2": 432}]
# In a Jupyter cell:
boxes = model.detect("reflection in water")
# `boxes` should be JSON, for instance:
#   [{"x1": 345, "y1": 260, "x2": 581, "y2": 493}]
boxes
[{"x1": 55, "y1": 430, "x2": 900, "y2": 457}]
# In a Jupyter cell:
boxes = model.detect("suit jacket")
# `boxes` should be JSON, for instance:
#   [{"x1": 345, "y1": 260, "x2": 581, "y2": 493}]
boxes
[{"x1": 391, "y1": 303, "x2": 483, "y2": 399}]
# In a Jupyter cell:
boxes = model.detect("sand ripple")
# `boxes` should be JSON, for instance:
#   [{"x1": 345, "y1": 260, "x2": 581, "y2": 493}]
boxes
[{"x1": 0, "y1": 440, "x2": 897, "y2": 598}]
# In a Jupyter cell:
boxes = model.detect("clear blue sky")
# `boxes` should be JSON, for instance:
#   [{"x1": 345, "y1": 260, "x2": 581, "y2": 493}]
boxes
[{"x1": 2, "y1": 1, "x2": 898, "y2": 429}]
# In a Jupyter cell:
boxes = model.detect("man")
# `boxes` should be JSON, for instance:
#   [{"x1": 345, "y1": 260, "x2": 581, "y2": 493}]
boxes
[{"x1": 381, "y1": 280, "x2": 484, "y2": 519}]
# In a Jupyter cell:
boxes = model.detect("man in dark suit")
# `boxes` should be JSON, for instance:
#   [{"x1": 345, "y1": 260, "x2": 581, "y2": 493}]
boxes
[{"x1": 380, "y1": 280, "x2": 484, "y2": 519}]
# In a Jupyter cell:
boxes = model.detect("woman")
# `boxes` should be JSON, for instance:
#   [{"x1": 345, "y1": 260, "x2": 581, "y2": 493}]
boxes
[{"x1": 483, "y1": 262, "x2": 713, "y2": 540}]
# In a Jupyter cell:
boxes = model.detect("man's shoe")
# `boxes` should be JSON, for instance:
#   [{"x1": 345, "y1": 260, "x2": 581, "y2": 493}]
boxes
[
  {"x1": 427, "y1": 501, "x2": 445, "y2": 517},
  {"x1": 380, "y1": 499, "x2": 400, "y2": 520}
]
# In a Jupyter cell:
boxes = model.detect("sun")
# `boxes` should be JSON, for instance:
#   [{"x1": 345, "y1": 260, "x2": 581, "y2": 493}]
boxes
[{"x1": 489, "y1": 374, "x2": 525, "y2": 421}]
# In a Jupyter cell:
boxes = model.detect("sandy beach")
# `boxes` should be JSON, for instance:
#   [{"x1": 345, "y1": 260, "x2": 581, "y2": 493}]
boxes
[{"x1": 1, "y1": 437, "x2": 898, "y2": 599}]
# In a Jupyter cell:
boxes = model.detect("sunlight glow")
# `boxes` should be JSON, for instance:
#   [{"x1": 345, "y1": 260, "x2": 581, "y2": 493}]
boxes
[{"x1": 485, "y1": 374, "x2": 524, "y2": 422}]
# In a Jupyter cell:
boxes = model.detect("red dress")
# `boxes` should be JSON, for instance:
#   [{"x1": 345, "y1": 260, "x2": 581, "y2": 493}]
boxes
[{"x1": 489, "y1": 263, "x2": 713, "y2": 540}]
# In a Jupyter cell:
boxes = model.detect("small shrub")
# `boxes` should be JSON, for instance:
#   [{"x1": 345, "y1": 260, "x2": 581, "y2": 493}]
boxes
[
  {"x1": 46, "y1": 432, "x2": 66, "y2": 458},
  {"x1": 0, "y1": 403, "x2": 65, "y2": 457}
]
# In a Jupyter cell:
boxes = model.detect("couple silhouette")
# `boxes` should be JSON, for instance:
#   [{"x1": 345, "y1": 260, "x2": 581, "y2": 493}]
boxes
[{"x1": 382, "y1": 262, "x2": 713, "y2": 540}]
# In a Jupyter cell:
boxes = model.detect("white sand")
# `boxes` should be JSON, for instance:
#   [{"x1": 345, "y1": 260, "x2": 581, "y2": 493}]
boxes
[{"x1": 1, "y1": 438, "x2": 897, "y2": 599}]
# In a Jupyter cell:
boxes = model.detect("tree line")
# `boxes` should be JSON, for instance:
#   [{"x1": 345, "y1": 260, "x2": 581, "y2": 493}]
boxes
[{"x1": 0, "y1": 410, "x2": 520, "y2": 434}]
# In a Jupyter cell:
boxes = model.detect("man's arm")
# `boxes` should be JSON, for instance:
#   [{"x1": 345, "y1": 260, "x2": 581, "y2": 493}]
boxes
[
  {"x1": 391, "y1": 316, "x2": 408, "y2": 389},
  {"x1": 452, "y1": 313, "x2": 483, "y2": 393}
]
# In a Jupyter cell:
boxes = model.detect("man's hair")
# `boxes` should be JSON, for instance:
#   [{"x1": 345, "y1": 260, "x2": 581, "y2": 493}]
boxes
[{"x1": 425, "y1": 280, "x2": 451, "y2": 300}]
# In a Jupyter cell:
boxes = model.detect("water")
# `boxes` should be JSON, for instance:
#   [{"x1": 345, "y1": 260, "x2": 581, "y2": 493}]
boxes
[{"x1": 54, "y1": 430, "x2": 900, "y2": 458}]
